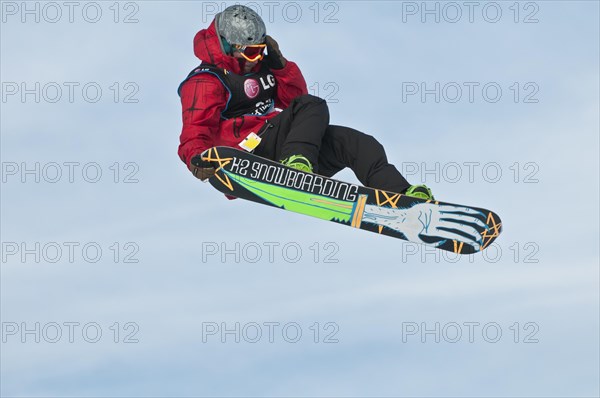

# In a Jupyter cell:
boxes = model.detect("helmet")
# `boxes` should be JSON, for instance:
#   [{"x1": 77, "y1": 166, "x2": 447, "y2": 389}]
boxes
[{"x1": 216, "y1": 5, "x2": 266, "y2": 46}]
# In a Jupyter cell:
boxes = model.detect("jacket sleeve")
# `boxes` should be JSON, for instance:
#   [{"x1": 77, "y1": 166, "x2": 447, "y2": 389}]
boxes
[
  {"x1": 271, "y1": 61, "x2": 308, "y2": 109},
  {"x1": 178, "y1": 75, "x2": 228, "y2": 166}
]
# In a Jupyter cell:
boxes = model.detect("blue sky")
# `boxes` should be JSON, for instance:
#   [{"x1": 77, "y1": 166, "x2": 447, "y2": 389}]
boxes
[{"x1": 1, "y1": 1, "x2": 599, "y2": 397}]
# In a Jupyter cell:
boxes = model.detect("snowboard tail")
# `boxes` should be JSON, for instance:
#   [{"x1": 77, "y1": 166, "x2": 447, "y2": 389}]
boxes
[{"x1": 202, "y1": 147, "x2": 502, "y2": 254}]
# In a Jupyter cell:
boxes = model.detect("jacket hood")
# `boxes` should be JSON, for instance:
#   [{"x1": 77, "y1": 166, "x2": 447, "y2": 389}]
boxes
[{"x1": 193, "y1": 20, "x2": 256, "y2": 75}]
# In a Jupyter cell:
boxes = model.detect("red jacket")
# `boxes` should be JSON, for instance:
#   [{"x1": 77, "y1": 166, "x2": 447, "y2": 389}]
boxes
[{"x1": 178, "y1": 20, "x2": 308, "y2": 167}]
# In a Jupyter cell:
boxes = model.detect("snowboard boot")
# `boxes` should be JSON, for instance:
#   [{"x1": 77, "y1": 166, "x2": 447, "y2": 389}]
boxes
[
  {"x1": 404, "y1": 184, "x2": 434, "y2": 200},
  {"x1": 281, "y1": 154, "x2": 313, "y2": 173}
]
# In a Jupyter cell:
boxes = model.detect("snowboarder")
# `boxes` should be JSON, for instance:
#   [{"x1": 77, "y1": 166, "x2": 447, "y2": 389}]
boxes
[{"x1": 177, "y1": 5, "x2": 433, "y2": 200}]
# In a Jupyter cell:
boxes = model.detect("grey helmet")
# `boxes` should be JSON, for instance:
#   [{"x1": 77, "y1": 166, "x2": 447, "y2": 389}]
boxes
[{"x1": 216, "y1": 5, "x2": 266, "y2": 46}]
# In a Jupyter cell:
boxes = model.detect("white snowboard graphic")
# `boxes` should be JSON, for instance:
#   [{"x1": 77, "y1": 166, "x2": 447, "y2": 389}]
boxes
[{"x1": 362, "y1": 202, "x2": 489, "y2": 252}]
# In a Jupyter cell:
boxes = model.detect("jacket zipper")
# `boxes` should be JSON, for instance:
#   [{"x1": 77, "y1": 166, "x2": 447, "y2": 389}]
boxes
[{"x1": 258, "y1": 120, "x2": 274, "y2": 137}]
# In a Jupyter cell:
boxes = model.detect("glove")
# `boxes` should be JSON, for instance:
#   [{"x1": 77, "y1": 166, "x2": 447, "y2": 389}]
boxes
[
  {"x1": 189, "y1": 154, "x2": 215, "y2": 181},
  {"x1": 264, "y1": 35, "x2": 287, "y2": 70}
]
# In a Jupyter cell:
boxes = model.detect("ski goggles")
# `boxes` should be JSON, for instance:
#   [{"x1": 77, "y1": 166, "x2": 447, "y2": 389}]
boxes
[{"x1": 232, "y1": 43, "x2": 266, "y2": 62}]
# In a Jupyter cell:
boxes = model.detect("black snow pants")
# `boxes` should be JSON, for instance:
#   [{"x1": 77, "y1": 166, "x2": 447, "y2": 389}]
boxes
[{"x1": 254, "y1": 94, "x2": 411, "y2": 193}]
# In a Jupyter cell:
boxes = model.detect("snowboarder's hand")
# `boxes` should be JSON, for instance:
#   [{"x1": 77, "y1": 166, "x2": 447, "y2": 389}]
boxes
[
  {"x1": 190, "y1": 166, "x2": 215, "y2": 181},
  {"x1": 189, "y1": 155, "x2": 215, "y2": 181},
  {"x1": 264, "y1": 35, "x2": 287, "y2": 70}
]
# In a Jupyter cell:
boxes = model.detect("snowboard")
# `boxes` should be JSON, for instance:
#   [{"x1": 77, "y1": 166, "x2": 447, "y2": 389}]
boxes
[{"x1": 201, "y1": 146, "x2": 502, "y2": 254}]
